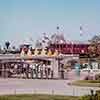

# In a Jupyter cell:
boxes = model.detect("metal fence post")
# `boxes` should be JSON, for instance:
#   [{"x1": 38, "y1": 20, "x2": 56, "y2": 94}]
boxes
[
  {"x1": 14, "y1": 89, "x2": 16, "y2": 95},
  {"x1": 73, "y1": 87, "x2": 75, "y2": 96},
  {"x1": 52, "y1": 89, "x2": 54, "y2": 95},
  {"x1": 34, "y1": 89, "x2": 37, "y2": 94}
]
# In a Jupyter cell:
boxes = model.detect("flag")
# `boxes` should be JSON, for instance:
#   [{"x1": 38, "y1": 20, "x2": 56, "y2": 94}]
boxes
[
  {"x1": 57, "y1": 26, "x2": 59, "y2": 30},
  {"x1": 43, "y1": 33, "x2": 46, "y2": 35},
  {"x1": 44, "y1": 36, "x2": 49, "y2": 40},
  {"x1": 43, "y1": 33, "x2": 49, "y2": 40},
  {"x1": 80, "y1": 26, "x2": 82, "y2": 30},
  {"x1": 42, "y1": 40, "x2": 46, "y2": 43},
  {"x1": 80, "y1": 26, "x2": 83, "y2": 36}
]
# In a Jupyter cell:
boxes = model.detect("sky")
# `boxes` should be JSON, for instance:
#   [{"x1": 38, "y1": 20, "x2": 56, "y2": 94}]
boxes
[{"x1": 0, "y1": 0, "x2": 100, "y2": 46}]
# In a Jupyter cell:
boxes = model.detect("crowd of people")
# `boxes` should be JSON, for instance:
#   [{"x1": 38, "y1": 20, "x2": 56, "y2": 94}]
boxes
[
  {"x1": 29, "y1": 62, "x2": 54, "y2": 79},
  {"x1": 6, "y1": 61, "x2": 54, "y2": 79}
]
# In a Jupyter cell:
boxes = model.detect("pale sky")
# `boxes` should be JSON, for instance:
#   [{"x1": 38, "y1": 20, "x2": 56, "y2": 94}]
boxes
[{"x1": 0, "y1": 0, "x2": 100, "y2": 46}]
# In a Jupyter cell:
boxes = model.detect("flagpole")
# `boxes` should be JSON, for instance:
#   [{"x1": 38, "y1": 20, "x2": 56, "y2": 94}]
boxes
[
  {"x1": 80, "y1": 25, "x2": 84, "y2": 55},
  {"x1": 71, "y1": 41, "x2": 73, "y2": 55},
  {"x1": 80, "y1": 26, "x2": 83, "y2": 42}
]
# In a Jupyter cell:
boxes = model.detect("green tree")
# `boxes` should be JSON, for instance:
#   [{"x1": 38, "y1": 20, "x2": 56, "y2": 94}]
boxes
[{"x1": 5, "y1": 41, "x2": 10, "y2": 50}]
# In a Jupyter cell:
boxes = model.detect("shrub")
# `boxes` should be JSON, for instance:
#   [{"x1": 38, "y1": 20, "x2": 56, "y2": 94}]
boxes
[
  {"x1": 95, "y1": 74, "x2": 100, "y2": 80},
  {"x1": 84, "y1": 75, "x2": 94, "y2": 80},
  {"x1": 79, "y1": 95, "x2": 92, "y2": 100},
  {"x1": 79, "y1": 90, "x2": 100, "y2": 100}
]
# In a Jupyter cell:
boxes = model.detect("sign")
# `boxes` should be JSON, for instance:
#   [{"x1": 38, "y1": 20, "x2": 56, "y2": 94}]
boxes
[
  {"x1": 75, "y1": 63, "x2": 80, "y2": 76},
  {"x1": 91, "y1": 62, "x2": 98, "y2": 69},
  {"x1": 80, "y1": 54, "x2": 99, "y2": 58},
  {"x1": 80, "y1": 54, "x2": 89, "y2": 58}
]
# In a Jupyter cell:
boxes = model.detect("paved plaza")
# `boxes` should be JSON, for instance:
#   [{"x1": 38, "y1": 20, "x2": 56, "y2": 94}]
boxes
[{"x1": 0, "y1": 78, "x2": 99, "y2": 96}]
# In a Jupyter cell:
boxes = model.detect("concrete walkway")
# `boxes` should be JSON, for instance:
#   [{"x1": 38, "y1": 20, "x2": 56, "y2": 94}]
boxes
[{"x1": 0, "y1": 78, "x2": 99, "y2": 96}]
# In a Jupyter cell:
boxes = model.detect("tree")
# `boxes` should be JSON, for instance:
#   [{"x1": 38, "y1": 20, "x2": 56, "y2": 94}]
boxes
[
  {"x1": 88, "y1": 35, "x2": 100, "y2": 57},
  {"x1": 97, "y1": 44, "x2": 100, "y2": 55},
  {"x1": 5, "y1": 41, "x2": 10, "y2": 50},
  {"x1": 88, "y1": 43, "x2": 97, "y2": 57}
]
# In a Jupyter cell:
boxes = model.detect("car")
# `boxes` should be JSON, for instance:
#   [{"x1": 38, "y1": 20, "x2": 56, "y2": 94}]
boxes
[{"x1": 81, "y1": 68, "x2": 91, "y2": 72}]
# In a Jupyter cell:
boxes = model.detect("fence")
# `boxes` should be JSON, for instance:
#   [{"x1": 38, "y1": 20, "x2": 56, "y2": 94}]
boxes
[{"x1": 0, "y1": 87, "x2": 97, "y2": 96}]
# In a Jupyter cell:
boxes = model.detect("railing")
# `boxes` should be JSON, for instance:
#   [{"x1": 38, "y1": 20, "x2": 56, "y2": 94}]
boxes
[{"x1": 0, "y1": 87, "x2": 97, "y2": 96}]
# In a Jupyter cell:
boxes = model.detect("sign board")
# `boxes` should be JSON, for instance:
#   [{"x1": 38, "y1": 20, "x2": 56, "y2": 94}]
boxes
[
  {"x1": 75, "y1": 63, "x2": 80, "y2": 76},
  {"x1": 79, "y1": 54, "x2": 89, "y2": 58},
  {"x1": 91, "y1": 62, "x2": 98, "y2": 69},
  {"x1": 80, "y1": 54, "x2": 99, "y2": 58}
]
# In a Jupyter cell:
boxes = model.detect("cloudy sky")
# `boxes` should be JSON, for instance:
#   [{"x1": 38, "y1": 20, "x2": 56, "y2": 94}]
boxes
[{"x1": 0, "y1": 0, "x2": 100, "y2": 46}]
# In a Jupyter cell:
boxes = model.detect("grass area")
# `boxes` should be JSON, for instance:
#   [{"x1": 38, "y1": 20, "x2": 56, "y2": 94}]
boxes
[
  {"x1": 72, "y1": 80, "x2": 100, "y2": 87},
  {"x1": 0, "y1": 94, "x2": 78, "y2": 100}
]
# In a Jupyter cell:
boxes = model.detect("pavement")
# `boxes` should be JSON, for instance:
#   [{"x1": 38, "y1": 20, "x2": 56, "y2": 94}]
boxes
[{"x1": 0, "y1": 78, "x2": 99, "y2": 96}]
